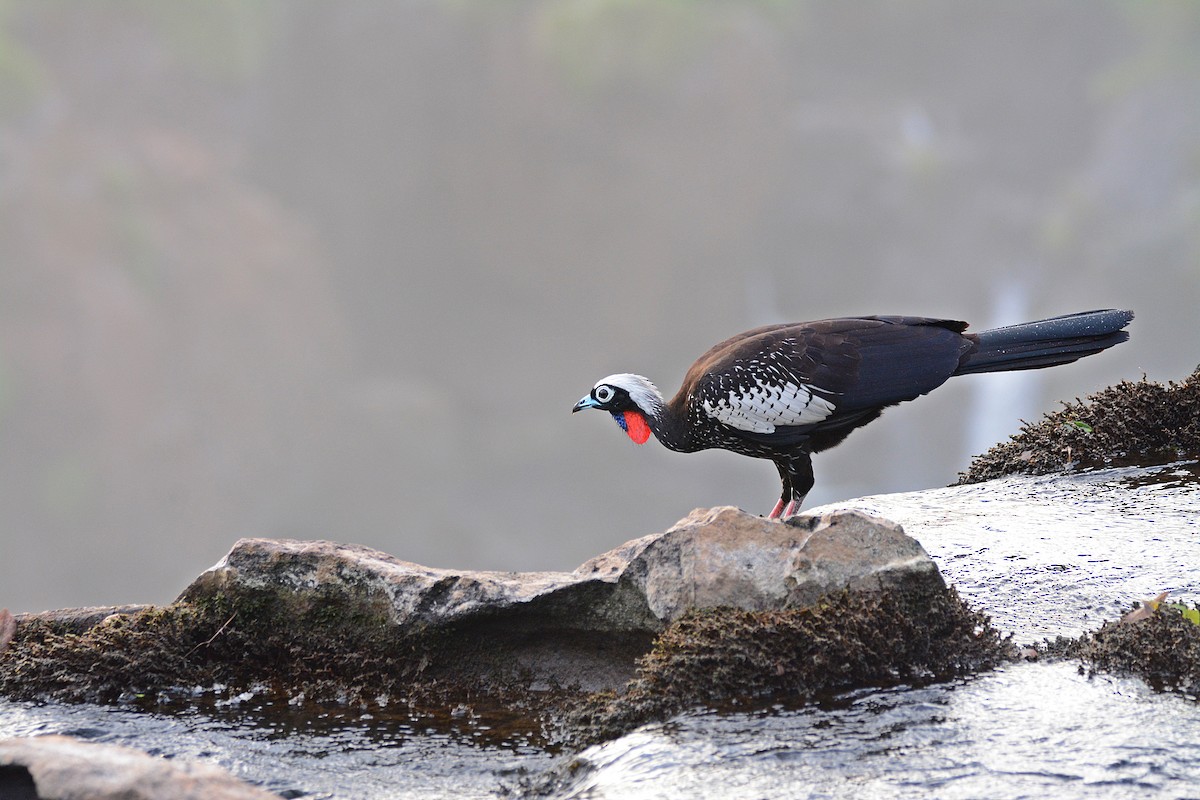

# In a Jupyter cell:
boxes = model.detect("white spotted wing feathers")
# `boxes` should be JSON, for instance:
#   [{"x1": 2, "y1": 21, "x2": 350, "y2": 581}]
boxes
[{"x1": 697, "y1": 355, "x2": 836, "y2": 435}]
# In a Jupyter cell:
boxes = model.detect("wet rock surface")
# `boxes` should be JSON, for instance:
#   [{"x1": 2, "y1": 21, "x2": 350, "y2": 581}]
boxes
[
  {"x1": 3, "y1": 480, "x2": 1192, "y2": 796},
  {"x1": 0, "y1": 734, "x2": 279, "y2": 800},
  {"x1": 29, "y1": 495, "x2": 1200, "y2": 757},
  {"x1": 958, "y1": 366, "x2": 1200, "y2": 484}
]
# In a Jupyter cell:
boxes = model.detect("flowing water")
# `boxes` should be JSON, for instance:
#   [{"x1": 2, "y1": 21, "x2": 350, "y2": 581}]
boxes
[
  {"x1": 2, "y1": 462, "x2": 1199, "y2": 799},
  {"x1": 822, "y1": 461, "x2": 1200, "y2": 643}
]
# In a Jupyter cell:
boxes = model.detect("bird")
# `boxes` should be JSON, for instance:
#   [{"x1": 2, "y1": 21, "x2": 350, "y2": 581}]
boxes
[{"x1": 572, "y1": 309, "x2": 1133, "y2": 518}]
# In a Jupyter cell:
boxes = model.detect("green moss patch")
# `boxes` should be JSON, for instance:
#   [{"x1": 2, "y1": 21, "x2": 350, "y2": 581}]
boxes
[
  {"x1": 958, "y1": 366, "x2": 1200, "y2": 485},
  {"x1": 563, "y1": 586, "x2": 1011, "y2": 746}
]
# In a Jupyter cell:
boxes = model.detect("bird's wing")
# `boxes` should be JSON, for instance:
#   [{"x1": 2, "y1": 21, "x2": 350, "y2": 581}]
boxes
[
  {"x1": 689, "y1": 317, "x2": 970, "y2": 437},
  {"x1": 695, "y1": 359, "x2": 837, "y2": 434}
]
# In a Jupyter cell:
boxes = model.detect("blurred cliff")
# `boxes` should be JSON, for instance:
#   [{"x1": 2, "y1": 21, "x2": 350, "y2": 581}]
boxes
[{"x1": 0, "y1": 1, "x2": 1196, "y2": 611}]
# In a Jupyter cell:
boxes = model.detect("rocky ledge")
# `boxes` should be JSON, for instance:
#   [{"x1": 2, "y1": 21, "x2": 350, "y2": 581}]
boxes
[
  {"x1": 0, "y1": 507, "x2": 1004, "y2": 747},
  {"x1": 176, "y1": 504, "x2": 946, "y2": 689}
]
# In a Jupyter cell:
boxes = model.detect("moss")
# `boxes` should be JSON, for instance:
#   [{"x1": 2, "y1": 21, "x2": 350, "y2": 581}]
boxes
[
  {"x1": 957, "y1": 366, "x2": 1200, "y2": 485},
  {"x1": 1079, "y1": 605, "x2": 1200, "y2": 695},
  {"x1": 1, "y1": 588, "x2": 472, "y2": 709},
  {"x1": 1, "y1": 579, "x2": 1023, "y2": 752},
  {"x1": 562, "y1": 586, "x2": 1011, "y2": 746},
  {"x1": 1, "y1": 584, "x2": 1011, "y2": 750},
  {"x1": 0, "y1": 588, "x2": 603, "y2": 748}
]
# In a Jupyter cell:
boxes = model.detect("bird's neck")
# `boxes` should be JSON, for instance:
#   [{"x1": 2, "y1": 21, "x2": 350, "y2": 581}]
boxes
[{"x1": 640, "y1": 392, "x2": 697, "y2": 453}]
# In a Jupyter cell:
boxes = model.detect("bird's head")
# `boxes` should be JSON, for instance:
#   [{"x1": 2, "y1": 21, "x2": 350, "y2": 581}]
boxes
[{"x1": 571, "y1": 373, "x2": 663, "y2": 444}]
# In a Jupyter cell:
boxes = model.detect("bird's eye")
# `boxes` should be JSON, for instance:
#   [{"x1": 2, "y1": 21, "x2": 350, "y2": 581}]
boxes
[{"x1": 595, "y1": 385, "x2": 615, "y2": 403}]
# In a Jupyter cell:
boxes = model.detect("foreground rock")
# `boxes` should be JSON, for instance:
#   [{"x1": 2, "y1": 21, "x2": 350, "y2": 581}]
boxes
[
  {"x1": 579, "y1": 506, "x2": 943, "y2": 621},
  {"x1": 181, "y1": 506, "x2": 942, "y2": 635},
  {"x1": 173, "y1": 506, "x2": 943, "y2": 692},
  {"x1": 0, "y1": 507, "x2": 997, "y2": 747},
  {"x1": 0, "y1": 735, "x2": 279, "y2": 800}
]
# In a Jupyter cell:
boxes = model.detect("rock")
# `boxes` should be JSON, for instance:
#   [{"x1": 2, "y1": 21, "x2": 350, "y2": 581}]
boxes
[
  {"x1": 15, "y1": 605, "x2": 152, "y2": 635},
  {"x1": 167, "y1": 507, "x2": 942, "y2": 692},
  {"x1": 0, "y1": 735, "x2": 279, "y2": 800},
  {"x1": 181, "y1": 507, "x2": 941, "y2": 636},
  {"x1": 178, "y1": 537, "x2": 663, "y2": 634},
  {"x1": 593, "y1": 506, "x2": 944, "y2": 623},
  {"x1": 1, "y1": 508, "x2": 949, "y2": 710}
]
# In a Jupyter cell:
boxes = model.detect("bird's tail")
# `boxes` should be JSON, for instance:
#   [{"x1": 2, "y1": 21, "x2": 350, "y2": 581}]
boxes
[{"x1": 954, "y1": 309, "x2": 1133, "y2": 376}]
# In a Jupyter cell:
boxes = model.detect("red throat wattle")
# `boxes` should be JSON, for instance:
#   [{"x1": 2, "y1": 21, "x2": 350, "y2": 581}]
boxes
[{"x1": 621, "y1": 411, "x2": 652, "y2": 444}]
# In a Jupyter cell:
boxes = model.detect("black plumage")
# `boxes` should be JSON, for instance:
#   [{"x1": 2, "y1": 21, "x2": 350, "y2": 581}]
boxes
[{"x1": 572, "y1": 309, "x2": 1133, "y2": 518}]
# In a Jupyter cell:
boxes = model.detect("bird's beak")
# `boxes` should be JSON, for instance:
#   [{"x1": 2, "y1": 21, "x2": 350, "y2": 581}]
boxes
[{"x1": 572, "y1": 395, "x2": 600, "y2": 413}]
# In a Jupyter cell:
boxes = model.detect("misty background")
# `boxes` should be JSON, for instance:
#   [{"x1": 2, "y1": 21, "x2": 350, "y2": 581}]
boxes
[{"x1": 1, "y1": 1, "x2": 1197, "y2": 613}]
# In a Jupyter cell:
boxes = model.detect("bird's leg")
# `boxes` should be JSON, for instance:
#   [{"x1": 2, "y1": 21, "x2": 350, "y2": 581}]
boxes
[
  {"x1": 780, "y1": 496, "x2": 807, "y2": 518},
  {"x1": 768, "y1": 460, "x2": 794, "y2": 519},
  {"x1": 778, "y1": 453, "x2": 815, "y2": 519}
]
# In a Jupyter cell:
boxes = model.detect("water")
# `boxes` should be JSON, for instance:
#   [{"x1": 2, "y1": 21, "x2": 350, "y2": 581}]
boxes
[
  {"x1": 2, "y1": 463, "x2": 1199, "y2": 799},
  {"x1": 0, "y1": 700, "x2": 556, "y2": 799},
  {"x1": 561, "y1": 663, "x2": 1200, "y2": 799},
  {"x1": 818, "y1": 462, "x2": 1200, "y2": 642}
]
